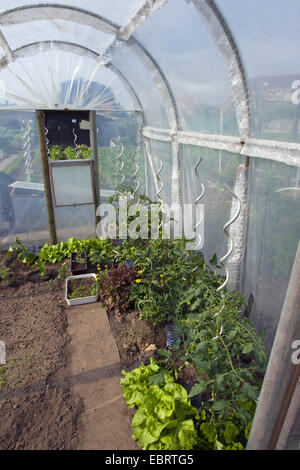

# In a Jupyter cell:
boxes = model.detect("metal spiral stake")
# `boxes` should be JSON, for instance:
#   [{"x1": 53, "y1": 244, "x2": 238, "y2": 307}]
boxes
[
  {"x1": 216, "y1": 183, "x2": 242, "y2": 295},
  {"x1": 113, "y1": 137, "x2": 120, "y2": 186},
  {"x1": 22, "y1": 120, "x2": 33, "y2": 183},
  {"x1": 156, "y1": 158, "x2": 164, "y2": 235},
  {"x1": 44, "y1": 125, "x2": 50, "y2": 159},
  {"x1": 113, "y1": 136, "x2": 125, "y2": 187},
  {"x1": 156, "y1": 158, "x2": 164, "y2": 202},
  {"x1": 132, "y1": 148, "x2": 139, "y2": 195},
  {"x1": 131, "y1": 147, "x2": 141, "y2": 211},
  {"x1": 119, "y1": 140, "x2": 125, "y2": 186},
  {"x1": 72, "y1": 128, "x2": 79, "y2": 158},
  {"x1": 192, "y1": 157, "x2": 205, "y2": 251}
]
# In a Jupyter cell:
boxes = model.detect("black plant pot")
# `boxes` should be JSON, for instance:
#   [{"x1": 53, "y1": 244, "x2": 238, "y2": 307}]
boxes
[{"x1": 70, "y1": 252, "x2": 87, "y2": 275}]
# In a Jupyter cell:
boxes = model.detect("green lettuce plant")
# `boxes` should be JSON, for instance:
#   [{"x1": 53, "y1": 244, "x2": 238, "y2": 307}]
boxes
[{"x1": 120, "y1": 358, "x2": 200, "y2": 450}]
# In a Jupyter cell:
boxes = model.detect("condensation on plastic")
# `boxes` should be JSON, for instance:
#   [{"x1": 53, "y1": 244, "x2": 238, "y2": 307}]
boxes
[
  {"x1": 242, "y1": 158, "x2": 300, "y2": 350},
  {"x1": 181, "y1": 144, "x2": 241, "y2": 262},
  {"x1": 135, "y1": 0, "x2": 238, "y2": 136},
  {"x1": 192, "y1": 0, "x2": 251, "y2": 140},
  {"x1": 0, "y1": 44, "x2": 137, "y2": 111},
  {"x1": 0, "y1": 111, "x2": 50, "y2": 250}
]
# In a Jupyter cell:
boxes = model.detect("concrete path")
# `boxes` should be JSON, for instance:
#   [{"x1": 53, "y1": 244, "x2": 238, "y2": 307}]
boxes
[{"x1": 50, "y1": 303, "x2": 138, "y2": 450}]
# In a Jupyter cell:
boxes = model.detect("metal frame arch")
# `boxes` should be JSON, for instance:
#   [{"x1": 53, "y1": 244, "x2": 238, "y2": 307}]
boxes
[
  {"x1": 0, "y1": 2, "x2": 183, "y2": 206},
  {"x1": 0, "y1": 40, "x2": 143, "y2": 113},
  {"x1": 0, "y1": 3, "x2": 179, "y2": 131}
]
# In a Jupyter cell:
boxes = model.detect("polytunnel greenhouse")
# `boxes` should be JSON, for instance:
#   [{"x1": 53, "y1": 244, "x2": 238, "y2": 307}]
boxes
[{"x1": 0, "y1": 0, "x2": 299, "y2": 452}]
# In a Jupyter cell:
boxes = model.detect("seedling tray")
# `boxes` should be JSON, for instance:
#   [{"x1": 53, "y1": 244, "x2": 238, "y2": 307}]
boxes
[{"x1": 65, "y1": 273, "x2": 98, "y2": 306}]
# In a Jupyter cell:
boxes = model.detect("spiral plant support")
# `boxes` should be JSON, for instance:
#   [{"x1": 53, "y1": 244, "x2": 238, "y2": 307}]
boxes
[
  {"x1": 131, "y1": 147, "x2": 141, "y2": 210},
  {"x1": 217, "y1": 183, "x2": 242, "y2": 294},
  {"x1": 113, "y1": 136, "x2": 125, "y2": 186},
  {"x1": 44, "y1": 124, "x2": 50, "y2": 159},
  {"x1": 22, "y1": 120, "x2": 33, "y2": 183},
  {"x1": 192, "y1": 157, "x2": 205, "y2": 251},
  {"x1": 72, "y1": 128, "x2": 79, "y2": 158}
]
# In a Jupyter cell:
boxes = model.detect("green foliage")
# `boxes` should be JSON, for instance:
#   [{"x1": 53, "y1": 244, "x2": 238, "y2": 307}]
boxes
[
  {"x1": 129, "y1": 240, "x2": 218, "y2": 325},
  {"x1": 0, "y1": 268, "x2": 11, "y2": 281},
  {"x1": 87, "y1": 242, "x2": 116, "y2": 268},
  {"x1": 58, "y1": 262, "x2": 68, "y2": 280},
  {"x1": 49, "y1": 144, "x2": 91, "y2": 161},
  {"x1": 6, "y1": 238, "x2": 36, "y2": 266},
  {"x1": 195, "y1": 402, "x2": 257, "y2": 450},
  {"x1": 108, "y1": 187, "x2": 167, "y2": 244},
  {"x1": 99, "y1": 145, "x2": 145, "y2": 191},
  {"x1": 38, "y1": 237, "x2": 114, "y2": 264},
  {"x1": 179, "y1": 286, "x2": 267, "y2": 421},
  {"x1": 48, "y1": 145, "x2": 63, "y2": 161},
  {"x1": 120, "y1": 358, "x2": 199, "y2": 450},
  {"x1": 67, "y1": 277, "x2": 98, "y2": 299},
  {"x1": 0, "y1": 366, "x2": 5, "y2": 389}
]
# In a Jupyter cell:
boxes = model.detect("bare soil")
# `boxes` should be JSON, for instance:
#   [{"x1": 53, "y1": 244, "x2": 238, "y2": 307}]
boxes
[
  {"x1": 0, "y1": 251, "x2": 169, "y2": 450},
  {"x1": 0, "y1": 253, "x2": 82, "y2": 450}
]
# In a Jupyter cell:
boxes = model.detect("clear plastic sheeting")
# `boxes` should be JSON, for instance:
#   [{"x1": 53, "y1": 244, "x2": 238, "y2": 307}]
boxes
[
  {"x1": 0, "y1": 19, "x2": 114, "y2": 56},
  {"x1": 0, "y1": 111, "x2": 49, "y2": 250},
  {"x1": 0, "y1": 47, "x2": 137, "y2": 111},
  {"x1": 182, "y1": 145, "x2": 241, "y2": 262},
  {"x1": 0, "y1": 1, "x2": 144, "y2": 27},
  {"x1": 112, "y1": 45, "x2": 170, "y2": 128},
  {"x1": 242, "y1": 158, "x2": 300, "y2": 350},
  {"x1": 50, "y1": 161, "x2": 94, "y2": 207},
  {"x1": 216, "y1": 0, "x2": 300, "y2": 142},
  {"x1": 54, "y1": 205, "x2": 96, "y2": 242},
  {"x1": 144, "y1": 139, "x2": 173, "y2": 206},
  {"x1": 135, "y1": 0, "x2": 238, "y2": 135},
  {"x1": 96, "y1": 111, "x2": 146, "y2": 194}
]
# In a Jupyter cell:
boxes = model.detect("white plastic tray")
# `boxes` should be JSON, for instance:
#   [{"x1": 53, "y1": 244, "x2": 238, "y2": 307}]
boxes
[{"x1": 65, "y1": 273, "x2": 98, "y2": 306}]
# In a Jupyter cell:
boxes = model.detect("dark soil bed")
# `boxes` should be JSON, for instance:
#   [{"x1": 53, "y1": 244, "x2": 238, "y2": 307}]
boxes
[
  {"x1": 107, "y1": 309, "x2": 167, "y2": 370},
  {"x1": 0, "y1": 252, "x2": 82, "y2": 450},
  {"x1": 0, "y1": 251, "x2": 169, "y2": 449}
]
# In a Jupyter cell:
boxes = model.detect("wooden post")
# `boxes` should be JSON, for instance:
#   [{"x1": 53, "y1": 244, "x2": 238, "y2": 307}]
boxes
[
  {"x1": 89, "y1": 111, "x2": 100, "y2": 227},
  {"x1": 247, "y1": 240, "x2": 300, "y2": 449},
  {"x1": 36, "y1": 110, "x2": 57, "y2": 245}
]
